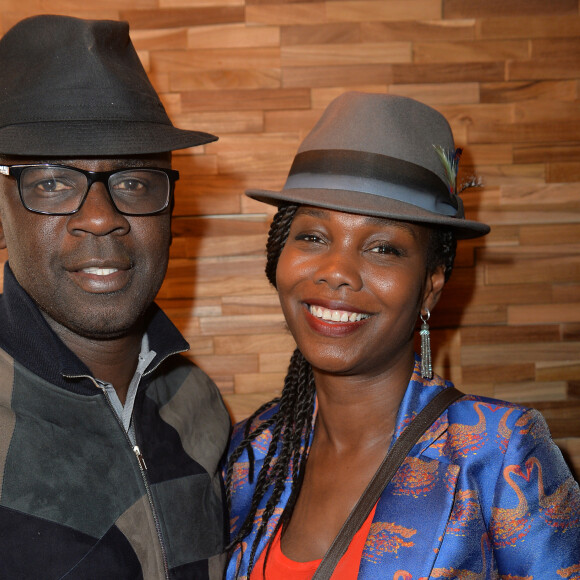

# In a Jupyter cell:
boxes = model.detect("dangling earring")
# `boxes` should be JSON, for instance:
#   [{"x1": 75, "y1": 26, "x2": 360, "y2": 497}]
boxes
[{"x1": 420, "y1": 308, "x2": 432, "y2": 379}]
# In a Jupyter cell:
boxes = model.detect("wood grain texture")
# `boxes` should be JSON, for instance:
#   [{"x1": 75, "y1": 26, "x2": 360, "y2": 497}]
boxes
[{"x1": 0, "y1": 2, "x2": 579, "y2": 469}]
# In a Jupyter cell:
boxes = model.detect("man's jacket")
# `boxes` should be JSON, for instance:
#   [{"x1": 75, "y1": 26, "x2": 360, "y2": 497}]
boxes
[
  {"x1": 0, "y1": 264, "x2": 231, "y2": 579},
  {"x1": 227, "y1": 358, "x2": 580, "y2": 579}
]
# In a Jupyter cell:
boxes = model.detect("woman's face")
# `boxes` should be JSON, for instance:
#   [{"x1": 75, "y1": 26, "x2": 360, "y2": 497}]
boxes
[{"x1": 275, "y1": 206, "x2": 445, "y2": 378}]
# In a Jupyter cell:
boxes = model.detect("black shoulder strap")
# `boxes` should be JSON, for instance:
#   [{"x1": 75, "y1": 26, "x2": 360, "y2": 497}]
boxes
[{"x1": 312, "y1": 387, "x2": 464, "y2": 580}]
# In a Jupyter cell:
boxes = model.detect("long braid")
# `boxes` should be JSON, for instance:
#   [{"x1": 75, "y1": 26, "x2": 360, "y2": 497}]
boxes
[
  {"x1": 225, "y1": 205, "x2": 315, "y2": 578},
  {"x1": 245, "y1": 349, "x2": 314, "y2": 574},
  {"x1": 224, "y1": 398, "x2": 279, "y2": 510}
]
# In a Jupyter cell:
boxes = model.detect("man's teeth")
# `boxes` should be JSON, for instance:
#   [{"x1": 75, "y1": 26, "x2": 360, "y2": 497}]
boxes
[
  {"x1": 308, "y1": 305, "x2": 369, "y2": 322},
  {"x1": 83, "y1": 267, "x2": 118, "y2": 276}
]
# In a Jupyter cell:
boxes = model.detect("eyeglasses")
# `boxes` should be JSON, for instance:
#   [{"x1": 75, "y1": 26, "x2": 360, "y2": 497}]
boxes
[{"x1": 0, "y1": 164, "x2": 179, "y2": 216}]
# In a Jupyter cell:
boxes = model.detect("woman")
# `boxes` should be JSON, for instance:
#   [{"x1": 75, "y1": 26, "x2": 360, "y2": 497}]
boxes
[{"x1": 225, "y1": 92, "x2": 580, "y2": 579}]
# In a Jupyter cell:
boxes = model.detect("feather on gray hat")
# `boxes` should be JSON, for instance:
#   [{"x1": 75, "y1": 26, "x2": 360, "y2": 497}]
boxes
[
  {"x1": 0, "y1": 15, "x2": 217, "y2": 156},
  {"x1": 246, "y1": 92, "x2": 489, "y2": 239}
]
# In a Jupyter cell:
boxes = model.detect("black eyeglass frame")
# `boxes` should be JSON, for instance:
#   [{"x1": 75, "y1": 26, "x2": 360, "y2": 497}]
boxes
[{"x1": 0, "y1": 164, "x2": 180, "y2": 216}]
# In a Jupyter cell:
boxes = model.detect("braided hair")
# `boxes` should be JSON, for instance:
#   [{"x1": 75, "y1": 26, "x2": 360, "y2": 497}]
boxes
[{"x1": 224, "y1": 204, "x2": 456, "y2": 577}]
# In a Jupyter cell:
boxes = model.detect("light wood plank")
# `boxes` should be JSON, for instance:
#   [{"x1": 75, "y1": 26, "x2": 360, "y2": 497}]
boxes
[
  {"x1": 362, "y1": 19, "x2": 475, "y2": 42},
  {"x1": 187, "y1": 23, "x2": 279, "y2": 49},
  {"x1": 234, "y1": 372, "x2": 286, "y2": 395},
  {"x1": 480, "y1": 80, "x2": 578, "y2": 103},
  {"x1": 389, "y1": 83, "x2": 479, "y2": 105},
  {"x1": 180, "y1": 88, "x2": 311, "y2": 112},
  {"x1": 414, "y1": 40, "x2": 529, "y2": 64},
  {"x1": 214, "y1": 333, "x2": 296, "y2": 356},
  {"x1": 508, "y1": 303, "x2": 580, "y2": 325},
  {"x1": 199, "y1": 314, "x2": 287, "y2": 336},
  {"x1": 281, "y1": 42, "x2": 412, "y2": 67},
  {"x1": 328, "y1": 0, "x2": 442, "y2": 22},
  {"x1": 462, "y1": 343, "x2": 580, "y2": 366},
  {"x1": 120, "y1": 6, "x2": 245, "y2": 29},
  {"x1": 246, "y1": 3, "x2": 327, "y2": 26}
]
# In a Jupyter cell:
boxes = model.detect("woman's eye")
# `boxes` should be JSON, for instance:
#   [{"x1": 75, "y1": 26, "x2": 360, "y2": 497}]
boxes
[{"x1": 295, "y1": 233, "x2": 323, "y2": 243}]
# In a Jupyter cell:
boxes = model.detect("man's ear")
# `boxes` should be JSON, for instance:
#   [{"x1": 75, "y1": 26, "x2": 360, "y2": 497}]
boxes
[{"x1": 422, "y1": 265, "x2": 446, "y2": 314}]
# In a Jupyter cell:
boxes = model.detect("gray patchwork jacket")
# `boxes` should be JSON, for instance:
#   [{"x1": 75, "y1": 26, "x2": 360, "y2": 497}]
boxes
[{"x1": 0, "y1": 264, "x2": 231, "y2": 579}]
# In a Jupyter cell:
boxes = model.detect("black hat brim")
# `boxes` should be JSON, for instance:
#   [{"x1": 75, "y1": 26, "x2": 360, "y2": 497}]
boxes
[{"x1": 0, "y1": 120, "x2": 217, "y2": 156}]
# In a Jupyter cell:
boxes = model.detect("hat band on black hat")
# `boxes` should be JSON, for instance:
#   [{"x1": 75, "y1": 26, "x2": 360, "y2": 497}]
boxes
[{"x1": 284, "y1": 150, "x2": 461, "y2": 218}]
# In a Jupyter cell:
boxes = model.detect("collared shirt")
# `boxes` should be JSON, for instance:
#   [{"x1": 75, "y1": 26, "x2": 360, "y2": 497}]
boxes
[{"x1": 95, "y1": 333, "x2": 157, "y2": 445}]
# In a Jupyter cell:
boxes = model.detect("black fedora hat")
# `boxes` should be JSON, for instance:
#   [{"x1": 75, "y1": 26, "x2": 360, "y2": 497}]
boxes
[
  {"x1": 247, "y1": 92, "x2": 489, "y2": 239},
  {"x1": 0, "y1": 15, "x2": 217, "y2": 156}
]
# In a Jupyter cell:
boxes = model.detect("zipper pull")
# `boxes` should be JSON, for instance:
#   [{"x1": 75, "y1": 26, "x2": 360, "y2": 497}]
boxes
[{"x1": 133, "y1": 445, "x2": 147, "y2": 470}]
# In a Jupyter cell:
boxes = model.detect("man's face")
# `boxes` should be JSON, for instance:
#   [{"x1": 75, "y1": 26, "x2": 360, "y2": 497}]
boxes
[{"x1": 0, "y1": 155, "x2": 173, "y2": 340}]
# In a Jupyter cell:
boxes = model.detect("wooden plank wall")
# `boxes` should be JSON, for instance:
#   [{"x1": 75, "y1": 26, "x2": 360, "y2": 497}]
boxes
[{"x1": 0, "y1": 0, "x2": 579, "y2": 476}]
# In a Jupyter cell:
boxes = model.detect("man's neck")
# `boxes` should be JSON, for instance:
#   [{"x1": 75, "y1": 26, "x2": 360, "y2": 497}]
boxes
[{"x1": 41, "y1": 312, "x2": 143, "y2": 403}]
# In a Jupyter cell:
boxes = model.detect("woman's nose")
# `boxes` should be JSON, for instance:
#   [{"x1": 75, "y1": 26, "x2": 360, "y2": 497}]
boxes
[{"x1": 314, "y1": 248, "x2": 363, "y2": 292}]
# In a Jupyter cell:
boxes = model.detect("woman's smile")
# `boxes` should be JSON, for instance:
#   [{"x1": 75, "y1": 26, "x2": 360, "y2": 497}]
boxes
[
  {"x1": 304, "y1": 301, "x2": 373, "y2": 338},
  {"x1": 307, "y1": 303, "x2": 371, "y2": 323}
]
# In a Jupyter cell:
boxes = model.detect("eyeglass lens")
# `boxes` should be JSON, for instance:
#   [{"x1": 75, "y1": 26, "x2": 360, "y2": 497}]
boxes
[{"x1": 19, "y1": 166, "x2": 171, "y2": 215}]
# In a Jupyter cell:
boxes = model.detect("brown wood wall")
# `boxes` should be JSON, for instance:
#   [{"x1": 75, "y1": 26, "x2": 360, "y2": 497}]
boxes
[{"x1": 0, "y1": 0, "x2": 579, "y2": 475}]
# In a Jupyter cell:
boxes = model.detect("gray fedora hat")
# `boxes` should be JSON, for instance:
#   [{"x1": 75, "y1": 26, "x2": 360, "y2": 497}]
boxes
[
  {"x1": 0, "y1": 15, "x2": 217, "y2": 156},
  {"x1": 247, "y1": 92, "x2": 489, "y2": 239}
]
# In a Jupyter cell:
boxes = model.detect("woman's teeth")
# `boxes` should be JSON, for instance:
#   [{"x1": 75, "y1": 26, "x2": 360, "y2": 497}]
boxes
[
  {"x1": 308, "y1": 305, "x2": 369, "y2": 323},
  {"x1": 83, "y1": 267, "x2": 118, "y2": 276}
]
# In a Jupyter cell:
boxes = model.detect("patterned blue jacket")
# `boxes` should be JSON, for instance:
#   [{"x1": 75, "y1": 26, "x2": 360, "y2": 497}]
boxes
[{"x1": 227, "y1": 358, "x2": 580, "y2": 579}]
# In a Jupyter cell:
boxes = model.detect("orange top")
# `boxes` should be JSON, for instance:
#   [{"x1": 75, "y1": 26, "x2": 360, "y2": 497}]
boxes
[{"x1": 250, "y1": 504, "x2": 377, "y2": 580}]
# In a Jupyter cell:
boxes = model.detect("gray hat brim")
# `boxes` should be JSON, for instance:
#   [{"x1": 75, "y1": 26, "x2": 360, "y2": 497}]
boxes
[
  {"x1": 246, "y1": 187, "x2": 490, "y2": 240},
  {"x1": 0, "y1": 120, "x2": 217, "y2": 156}
]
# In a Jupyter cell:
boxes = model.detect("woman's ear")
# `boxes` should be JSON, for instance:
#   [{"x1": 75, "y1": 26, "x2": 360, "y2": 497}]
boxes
[{"x1": 422, "y1": 265, "x2": 446, "y2": 314}]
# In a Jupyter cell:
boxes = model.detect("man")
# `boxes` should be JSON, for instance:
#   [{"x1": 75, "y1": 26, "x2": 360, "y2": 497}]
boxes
[{"x1": 0, "y1": 15, "x2": 230, "y2": 579}]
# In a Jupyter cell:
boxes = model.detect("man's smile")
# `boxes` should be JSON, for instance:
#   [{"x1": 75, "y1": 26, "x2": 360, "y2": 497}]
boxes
[
  {"x1": 81, "y1": 266, "x2": 119, "y2": 276},
  {"x1": 66, "y1": 260, "x2": 134, "y2": 294}
]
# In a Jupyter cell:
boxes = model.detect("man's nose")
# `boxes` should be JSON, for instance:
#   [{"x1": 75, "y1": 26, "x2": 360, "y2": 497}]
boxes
[{"x1": 66, "y1": 182, "x2": 130, "y2": 236}]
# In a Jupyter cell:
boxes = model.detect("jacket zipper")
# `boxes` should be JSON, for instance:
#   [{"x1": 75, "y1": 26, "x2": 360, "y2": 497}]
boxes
[
  {"x1": 95, "y1": 381, "x2": 171, "y2": 580},
  {"x1": 62, "y1": 347, "x2": 186, "y2": 579}
]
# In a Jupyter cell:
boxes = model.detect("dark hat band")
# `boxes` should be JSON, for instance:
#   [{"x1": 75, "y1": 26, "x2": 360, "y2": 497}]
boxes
[{"x1": 284, "y1": 149, "x2": 461, "y2": 218}]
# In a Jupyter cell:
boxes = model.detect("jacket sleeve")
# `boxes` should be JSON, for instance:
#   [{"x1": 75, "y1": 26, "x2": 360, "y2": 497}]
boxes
[{"x1": 489, "y1": 408, "x2": 580, "y2": 577}]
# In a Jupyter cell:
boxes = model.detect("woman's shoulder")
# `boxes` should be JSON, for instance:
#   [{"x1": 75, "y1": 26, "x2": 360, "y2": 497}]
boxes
[
  {"x1": 229, "y1": 398, "x2": 281, "y2": 453},
  {"x1": 447, "y1": 390, "x2": 543, "y2": 428},
  {"x1": 449, "y1": 391, "x2": 529, "y2": 413},
  {"x1": 442, "y1": 388, "x2": 560, "y2": 465}
]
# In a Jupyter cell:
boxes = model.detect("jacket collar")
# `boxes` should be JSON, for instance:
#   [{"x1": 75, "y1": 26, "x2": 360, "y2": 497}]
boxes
[
  {"x1": 0, "y1": 262, "x2": 189, "y2": 395},
  {"x1": 391, "y1": 355, "x2": 454, "y2": 456}
]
